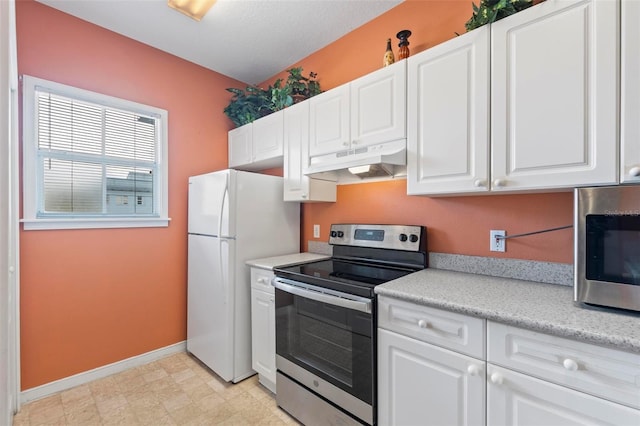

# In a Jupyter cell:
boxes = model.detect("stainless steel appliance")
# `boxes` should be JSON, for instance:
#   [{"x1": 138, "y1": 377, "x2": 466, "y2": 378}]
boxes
[
  {"x1": 575, "y1": 185, "x2": 640, "y2": 312},
  {"x1": 273, "y1": 224, "x2": 427, "y2": 425}
]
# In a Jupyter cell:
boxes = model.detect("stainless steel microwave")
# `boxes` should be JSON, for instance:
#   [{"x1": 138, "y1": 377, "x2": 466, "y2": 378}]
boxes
[{"x1": 575, "y1": 186, "x2": 640, "y2": 312}]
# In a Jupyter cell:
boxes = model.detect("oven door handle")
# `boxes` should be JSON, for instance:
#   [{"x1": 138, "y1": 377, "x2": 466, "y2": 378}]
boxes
[{"x1": 273, "y1": 278, "x2": 372, "y2": 314}]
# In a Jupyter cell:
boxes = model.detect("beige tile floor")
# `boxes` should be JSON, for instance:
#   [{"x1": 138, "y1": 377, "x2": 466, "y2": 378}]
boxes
[{"x1": 12, "y1": 352, "x2": 300, "y2": 425}]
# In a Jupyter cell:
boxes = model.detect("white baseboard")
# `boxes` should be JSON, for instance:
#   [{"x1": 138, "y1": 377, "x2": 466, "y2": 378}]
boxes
[{"x1": 20, "y1": 341, "x2": 186, "y2": 405}]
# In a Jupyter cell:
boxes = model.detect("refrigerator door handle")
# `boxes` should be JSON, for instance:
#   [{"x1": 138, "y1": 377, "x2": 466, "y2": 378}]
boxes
[
  {"x1": 217, "y1": 174, "x2": 229, "y2": 238},
  {"x1": 219, "y1": 238, "x2": 227, "y2": 305}
]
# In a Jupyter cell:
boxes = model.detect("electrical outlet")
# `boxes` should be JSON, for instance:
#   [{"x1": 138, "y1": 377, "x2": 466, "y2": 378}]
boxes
[
  {"x1": 490, "y1": 230, "x2": 506, "y2": 252},
  {"x1": 313, "y1": 224, "x2": 320, "y2": 239}
]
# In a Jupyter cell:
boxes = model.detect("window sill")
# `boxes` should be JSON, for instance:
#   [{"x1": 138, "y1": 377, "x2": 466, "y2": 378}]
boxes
[{"x1": 22, "y1": 217, "x2": 171, "y2": 231}]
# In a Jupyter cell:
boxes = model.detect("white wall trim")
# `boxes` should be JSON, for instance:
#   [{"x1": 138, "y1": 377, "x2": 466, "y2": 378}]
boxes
[{"x1": 20, "y1": 341, "x2": 187, "y2": 405}]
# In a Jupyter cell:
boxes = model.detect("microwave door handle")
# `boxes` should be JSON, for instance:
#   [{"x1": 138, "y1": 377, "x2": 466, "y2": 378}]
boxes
[{"x1": 273, "y1": 279, "x2": 371, "y2": 314}]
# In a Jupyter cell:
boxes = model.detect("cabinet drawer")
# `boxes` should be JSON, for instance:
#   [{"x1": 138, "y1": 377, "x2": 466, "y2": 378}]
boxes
[
  {"x1": 488, "y1": 321, "x2": 640, "y2": 410},
  {"x1": 378, "y1": 296, "x2": 485, "y2": 359},
  {"x1": 250, "y1": 268, "x2": 274, "y2": 293}
]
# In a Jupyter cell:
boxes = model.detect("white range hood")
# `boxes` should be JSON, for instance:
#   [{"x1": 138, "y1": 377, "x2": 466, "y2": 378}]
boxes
[{"x1": 304, "y1": 139, "x2": 407, "y2": 184}]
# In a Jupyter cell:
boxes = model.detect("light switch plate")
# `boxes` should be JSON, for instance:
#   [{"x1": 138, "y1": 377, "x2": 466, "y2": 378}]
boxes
[{"x1": 313, "y1": 224, "x2": 320, "y2": 239}]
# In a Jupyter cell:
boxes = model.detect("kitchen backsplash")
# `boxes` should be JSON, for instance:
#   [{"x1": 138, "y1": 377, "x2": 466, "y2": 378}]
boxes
[{"x1": 308, "y1": 241, "x2": 573, "y2": 287}]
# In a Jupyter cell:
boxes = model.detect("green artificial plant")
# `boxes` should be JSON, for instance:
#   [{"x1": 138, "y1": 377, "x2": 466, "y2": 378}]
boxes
[
  {"x1": 224, "y1": 68, "x2": 321, "y2": 128},
  {"x1": 465, "y1": 0, "x2": 535, "y2": 32}
]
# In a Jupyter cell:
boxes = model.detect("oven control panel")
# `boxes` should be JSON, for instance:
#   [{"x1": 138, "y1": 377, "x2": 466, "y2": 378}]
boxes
[{"x1": 328, "y1": 224, "x2": 425, "y2": 251}]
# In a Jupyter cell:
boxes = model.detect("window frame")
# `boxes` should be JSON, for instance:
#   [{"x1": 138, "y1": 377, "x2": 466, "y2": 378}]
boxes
[{"x1": 22, "y1": 75, "x2": 170, "y2": 230}]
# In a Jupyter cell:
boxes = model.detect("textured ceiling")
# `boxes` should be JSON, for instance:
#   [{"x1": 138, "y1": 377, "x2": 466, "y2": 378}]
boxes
[{"x1": 36, "y1": 0, "x2": 403, "y2": 84}]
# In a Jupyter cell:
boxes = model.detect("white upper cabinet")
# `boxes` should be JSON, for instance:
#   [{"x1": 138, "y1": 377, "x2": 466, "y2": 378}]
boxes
[
  {"x1": 308, "y1": 84, "x2": 350, "y2": 157},
  {"x1": 309, "y1": 61, "x2": 406, "y2": 158},
  {"x1": 350, "y1": 61, "x2": 406, "y2": 148},
  {"x1": 408, "y1": 0, "x2": 620, "y2": 196},
  {"x1": 228, "y1": 122, "x2": 253, "y2": 169},
  {"x1": 228, "y1": 110, "x2": 284, "y2": 170},
  {"x1": 283, "y1": 101, "x2": 337, "y2": 202},
  {"x1": 252, "y1": 110, "x2": 284, "y2": 164},
  {"x1": 407, "y1": 26, "x2": 490, "y2": 195},
  {"x1": 621, "y1": 0, "x2": 640, "y2": 184},
  {"x1": 491, "y1": 0, "x2": 619, "y2": 192}
]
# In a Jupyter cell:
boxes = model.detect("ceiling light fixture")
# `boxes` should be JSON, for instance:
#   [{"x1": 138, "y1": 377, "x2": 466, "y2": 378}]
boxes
[{"x1": 168, "y1": 0, "x2": 216, "y2": 21}]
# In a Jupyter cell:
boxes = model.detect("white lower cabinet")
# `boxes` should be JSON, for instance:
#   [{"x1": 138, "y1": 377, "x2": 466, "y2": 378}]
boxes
[
  {"x1": 250, "y1": 267, "x2": 276, "y2": 393},
  {"x1": 487, "y1": 364, "x2": 640, "y2": 425},
  {"x1": 378, "y1": 329, "x2": 485, "y2": 426},
  {"x1": 378, "y1": 297, "x2": 640, "y2": 425},
  {"x1": 377, "y1": 296, "x2": 486, "y2": 426}
]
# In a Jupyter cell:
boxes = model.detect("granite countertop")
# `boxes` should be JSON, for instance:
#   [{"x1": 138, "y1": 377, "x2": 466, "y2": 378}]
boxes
[
  {"x1": 375, "y1": 269, "x2": 640, "y2": 354},
  {"x1": 246, "y1": 252, "x2": 330, "y2": 270}
]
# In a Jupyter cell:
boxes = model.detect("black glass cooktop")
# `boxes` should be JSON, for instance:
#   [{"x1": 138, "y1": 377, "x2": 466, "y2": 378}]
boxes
[{"x1": 274, "y1": 258, "x2": 417, "y2": 298}]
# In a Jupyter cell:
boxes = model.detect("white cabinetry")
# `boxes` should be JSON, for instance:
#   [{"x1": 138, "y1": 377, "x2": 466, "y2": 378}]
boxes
[
  {"x1": 309, "y1": 61, "x2": 406, "y2": 157},
  {"x1": 487, "y1": 322, "x2": 640, "y2": 424},
  {"x1": 377, "y1": 296, "x2": 486, "y2": 426},
  {"x1": 378, "y1": 297, "x2": 640, "y2": 425},
  {"x1": 487, "y1": 364, "x2": 640, "y2": 425},
  {"x1": 250, "y1": 267, "x2": 276, "y2": 393},
  {"x1": 491, "y1": 0, "x2": 618, "y2": 191},
  {"x1": 283, "y1": 101, "x2": 336, "y2": 202},
  {"x1": 407, "y1": 26, "x2": 490, "y2": 195},
  {"x1": 621, "y1": 0, "x2": 640, "y2": 183},
  {"x1": 408, "y1": 0, "x2": 619, "y2": 196},
  {"x1": 228, "y1": 110, "x2": 284, "y2": 170}
]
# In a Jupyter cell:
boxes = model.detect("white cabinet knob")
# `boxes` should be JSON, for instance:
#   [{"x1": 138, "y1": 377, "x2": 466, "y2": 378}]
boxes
[
  {"x1": 490, "y1": 373, "x2": 504, "y2": 385},
  {"x1": 257, "y1": 277, "x2": 267, "y2": 284},
  {"x1": 563, "y1": 358, "x2": 579, "y2": 371},
  {"x1": 301, "y1": 193, "x2": 308, "y2": 199},
  {"x1": 629, "y1": 166, "x2": 640, "y2": 177},
  {"x1": 8, "y1": 266, "x2": 15, "y2": 273},
  {"x1": 343, "y1": 141, "x2": 349, "y2": 146},
  {"x1": 467, "y1": 364, "x2": 481, "y2": 376},
  {"x1": 417, "y1": 319, "x2": 429, "y2": 329},
  {"x1": 493, "y1": 178, "x2": 506, "y2": 187},
  {"x1": 352, "y1": 140, "x2": 358, "y2": 145},
  {"x1": 269, "y1": 297, "x2": 274, "y2": 303},
  {"x1": 473, "y1": 179, "x2": 485, "y2": 188}
]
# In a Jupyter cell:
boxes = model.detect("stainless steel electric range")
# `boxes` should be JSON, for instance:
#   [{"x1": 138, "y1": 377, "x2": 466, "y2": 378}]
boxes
[{"x1": 273, "y1": 224, "x2": 427, "y2": 425}]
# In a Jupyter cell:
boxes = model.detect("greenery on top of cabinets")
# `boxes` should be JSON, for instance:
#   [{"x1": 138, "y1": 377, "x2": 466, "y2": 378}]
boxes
[
  {"x1": 223, "y1": 68, "x2": 321, "y2": 128},
  {"x1": 465, "y1": 0, "x2": 536, "y2": 31}
]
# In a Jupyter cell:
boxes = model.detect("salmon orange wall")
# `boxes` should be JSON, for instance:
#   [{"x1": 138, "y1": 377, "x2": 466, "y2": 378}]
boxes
[
  {"x1": 16, "y1": 0, "x2": 243, "y2": 389},
  {"x1": 263, "y1": 0, "x2": 574, "y2": 264}
]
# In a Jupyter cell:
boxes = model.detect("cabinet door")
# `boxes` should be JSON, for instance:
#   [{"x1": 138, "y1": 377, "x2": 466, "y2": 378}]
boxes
[
  {"x1": 284, "y1": 102, "x2": 310, "y2": 201},
  {"x1": 487, "y1": 364, "x2": 640, "y2": 426},
  {"x1": 252, "y1": 110, "x2": 283, "y2": 163},
  {"x1": 308, "y1": 84, "x2": 350, "y2": 157},
  {"x1": 228, "y1": 123, "x2": 253, "y2": 168},
  {"x1": 621, "y1": 0, "x2": 640, "y2": 183},
  {"x1": 283, "y1": 102, "x2": 336, "y2": 202},
  {"x1": 378, "y1": 329, "x2": 485, "y2": 426},
  {"x1": 251, "y1": 288, "x2": 276, "y2": 390},
  {"x1": 491, "y1": 0, "x2": 619, "y2": 191},
  {"x1": 407, "y1": 26, "x2": 490, "y2": 195},
  {"x1": 351, "y1": 60, "x2": 406, "y2": 149}
]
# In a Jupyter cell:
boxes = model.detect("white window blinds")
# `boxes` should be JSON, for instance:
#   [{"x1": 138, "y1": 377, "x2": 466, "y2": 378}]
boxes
[
  {"x1": 23, "y1": 75, "x2": 169, "y2": 230},
  {"x1": 37, "y1": 91, "x2": 157, "y2": 215}
]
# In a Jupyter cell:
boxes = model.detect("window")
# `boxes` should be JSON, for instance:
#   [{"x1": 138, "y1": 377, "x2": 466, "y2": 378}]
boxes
[{"x1": 22, "y1": 75, "x2": 169, "y2": 230}]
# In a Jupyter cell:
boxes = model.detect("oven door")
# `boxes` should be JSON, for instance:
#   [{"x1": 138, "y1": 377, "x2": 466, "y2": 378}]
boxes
[{"x1": 273, "y1": 277, "x2": 374, "y2": 425}]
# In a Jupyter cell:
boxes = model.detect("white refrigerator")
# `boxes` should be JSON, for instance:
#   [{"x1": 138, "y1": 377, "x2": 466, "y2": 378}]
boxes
[{"x1": 187, "y1": 169, "x2": 300, "y2": 382}]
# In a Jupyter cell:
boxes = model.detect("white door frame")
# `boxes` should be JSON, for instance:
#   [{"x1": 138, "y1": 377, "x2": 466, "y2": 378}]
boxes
[{"x1": 1, "y1": 0, "x2": 21, "y2": 422}]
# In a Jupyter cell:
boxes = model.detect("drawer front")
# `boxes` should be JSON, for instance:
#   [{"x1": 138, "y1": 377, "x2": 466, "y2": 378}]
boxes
[
  {"x1": 378, "y1": 296, "x2": 485, "y2": 359},
  {"x1": 250, "y1": 268, "x2": 275, "y2": 293},
  {"x1": 488, "y1": 321, "x2": 640, "y2": 410}
]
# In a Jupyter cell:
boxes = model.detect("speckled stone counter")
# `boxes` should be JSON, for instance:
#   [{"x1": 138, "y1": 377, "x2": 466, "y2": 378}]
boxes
[
  {"x1": 246, "y1": 252, "x2": 330, "y2": 270},
  {"x1": 375, "y1": 269, "x2": 640, "y2": 354}
]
